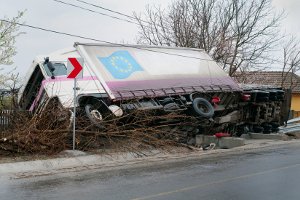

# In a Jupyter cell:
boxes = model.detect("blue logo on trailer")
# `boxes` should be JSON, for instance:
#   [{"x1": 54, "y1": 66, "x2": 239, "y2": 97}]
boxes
[{"x1": 98, "y1": 51, "x2": 143, "y2": 79}]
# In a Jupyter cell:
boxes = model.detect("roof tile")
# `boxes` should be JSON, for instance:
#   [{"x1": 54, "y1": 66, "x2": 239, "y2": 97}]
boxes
[{"x1": 234, "y1": 71, "x2": 300, "y2": 93}]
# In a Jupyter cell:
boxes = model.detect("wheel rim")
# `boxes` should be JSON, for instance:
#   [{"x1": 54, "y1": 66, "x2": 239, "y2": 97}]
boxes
[
  {"x1": 90, "y1": 109, "x2": 103, "y2": 121},
  {"x1": 197, "y1": 104, "x2": 209, "y2": 113}
]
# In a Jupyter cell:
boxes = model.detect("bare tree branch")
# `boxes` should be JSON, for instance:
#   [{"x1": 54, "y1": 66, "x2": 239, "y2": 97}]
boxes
[{"x1": 134, "y1": 0, "x2": 283, "y2": 76}]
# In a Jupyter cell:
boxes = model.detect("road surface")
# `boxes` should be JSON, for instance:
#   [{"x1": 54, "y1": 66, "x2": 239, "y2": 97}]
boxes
[{"x1": 1, "y1": 143, "x2": 300, "y2": 200}]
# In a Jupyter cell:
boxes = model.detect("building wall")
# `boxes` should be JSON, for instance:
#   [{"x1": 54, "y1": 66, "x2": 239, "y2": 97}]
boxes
[
  {"x1": 291, "y1": 93, "x2": 300, "y2": 111},
  {"x1": 291, "y1": 93, "x2": 300, "y2": 117}
]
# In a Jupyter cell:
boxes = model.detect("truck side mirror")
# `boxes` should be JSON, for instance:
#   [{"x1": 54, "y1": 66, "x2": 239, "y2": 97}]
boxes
[
  {"x1": 47, "y1": 62, "x2": 55, "y2": 72},
  {"x1": 44, "y1": 57, "x2": 55, "y2": 79}
]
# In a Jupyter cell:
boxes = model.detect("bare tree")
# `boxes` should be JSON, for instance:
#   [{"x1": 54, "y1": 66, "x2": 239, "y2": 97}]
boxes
[
  {"x1": 134, "y1": 0, "x2": 283, "y2": 76},
  {"x1": 0, "y1": 11, "x2": 24, "y2": 66},
  {"x1": 281, "y1": 36, "x2": 300, "y2": 89},
  {"x1": 0, "y1": 70, "x2": 21, "y2": 109}
]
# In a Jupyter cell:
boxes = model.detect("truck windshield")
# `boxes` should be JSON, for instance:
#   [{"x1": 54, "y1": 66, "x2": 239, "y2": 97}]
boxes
[{"x1": 43, "y1": 62, "x2": 67, "y2": 76}]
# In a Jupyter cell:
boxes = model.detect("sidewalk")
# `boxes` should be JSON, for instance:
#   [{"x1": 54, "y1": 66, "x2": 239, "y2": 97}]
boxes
[{"x1": 1, "y1": 138, "x2": 300, "y2": 179}]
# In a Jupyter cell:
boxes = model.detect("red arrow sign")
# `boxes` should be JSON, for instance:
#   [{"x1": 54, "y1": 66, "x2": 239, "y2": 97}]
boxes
[{"x1": 67, "y1": 58, "x2": 83, "y2": 78}]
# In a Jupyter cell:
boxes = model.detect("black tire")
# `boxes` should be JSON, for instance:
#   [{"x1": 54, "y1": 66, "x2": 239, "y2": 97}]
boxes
[
  {"x1": 162, "y1": 97, "x2": 174, "y2": 105},
  {"x1": 253, "y1": 126, "x2": 264, "y2": 133},
  {"x1": 270, "y1": 122, "x2": 280, "y2": 129},
  {"x1": 163, "y1": 102, "x2": 179, "y2": 111},
  {"x1": 192, "y1": 97, "x2": 214, "y2": 118},
  {"x1": 237, "y1": 125, "x2": 249, "y2": 137},
  {"x1": 256, "y1": 97, "x2": 269, "y2": 102},
  {"x1": 272, "y1": 128, "x2": 280, "y2": 133},
  {"x1": 270, "y1": 122, "x2": 280, "y2": 133},
  {"x1": 262, "y1": 124, "x2": 272, "y2": 134}
]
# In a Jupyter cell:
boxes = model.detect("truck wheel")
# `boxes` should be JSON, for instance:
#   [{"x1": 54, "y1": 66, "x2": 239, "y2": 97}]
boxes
[
  {"x1": 85, "y1": 104, "x2": 104, "y2": 128},
  {"x1": 192, "y1": 98, "x2": 214, "y2": 118},
  {"x1": 162, "y1": 97, "x2": 174, "y2": 105},
  {"x1": 163, "y1": 102, "x2": 179, "y2": 111},
  {"x1": 270, "y1": 122, "x2": 280, "y2": 132},
  {"x1": 262, "y1": 124, "x2": 272, "y2": 134},
  {"x1": 253, "y1": 125, "x2": 264, "y2": 133}
]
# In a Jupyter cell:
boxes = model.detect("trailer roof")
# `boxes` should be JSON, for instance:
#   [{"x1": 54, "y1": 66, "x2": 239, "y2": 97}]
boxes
[{"x1": 76, "y1": 43, "x2": 241, "y2": 100}]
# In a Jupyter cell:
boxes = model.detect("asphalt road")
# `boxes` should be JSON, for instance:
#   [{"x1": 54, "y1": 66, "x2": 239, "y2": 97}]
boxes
[{"x1": 1, "y1": 143, "x2": 300, "y2": 200}]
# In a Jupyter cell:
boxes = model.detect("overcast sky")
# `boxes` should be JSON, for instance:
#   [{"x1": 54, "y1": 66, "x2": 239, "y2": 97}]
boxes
[{"x1": 0, "y1": 0, "x2": 300, "y2": 75}]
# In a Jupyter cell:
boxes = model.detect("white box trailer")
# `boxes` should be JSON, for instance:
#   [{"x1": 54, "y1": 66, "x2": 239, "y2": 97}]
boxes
[
  {"x1": 76, "y1": 43, "x2": 241, "y2": 99},
  {"x1": 19, "y1": 43, "x2": 240, "y2": 111},
  {"x1": 18, "y1": 43, "x2": 286, "y2": 135}
]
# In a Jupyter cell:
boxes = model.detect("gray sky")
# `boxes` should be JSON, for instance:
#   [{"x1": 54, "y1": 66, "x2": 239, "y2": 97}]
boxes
[
  {"x1": 273, "y1": 0, "x2": 300, "y2": 35},
  {"x1": 0, "y1": 0, "x2": 300, "y2": 75}
]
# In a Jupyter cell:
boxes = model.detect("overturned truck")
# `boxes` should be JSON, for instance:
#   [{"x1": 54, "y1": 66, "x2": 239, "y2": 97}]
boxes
[{"x1": 18, "y1": 43, "x2": 289, "y2": 136}]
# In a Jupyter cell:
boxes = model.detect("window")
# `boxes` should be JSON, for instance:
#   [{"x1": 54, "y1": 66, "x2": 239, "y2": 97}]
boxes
[
  {"x1": 19, "y1": 65, "x2": 45, "y2": 110},
  {"x1": 43, "y1": 62, "x2": 67, "y2": 76}
]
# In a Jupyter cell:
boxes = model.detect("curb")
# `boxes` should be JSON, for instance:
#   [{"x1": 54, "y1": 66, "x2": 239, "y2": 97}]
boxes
[{"x1": 1, "y1": 139, "x2": 300, "y2": 179}]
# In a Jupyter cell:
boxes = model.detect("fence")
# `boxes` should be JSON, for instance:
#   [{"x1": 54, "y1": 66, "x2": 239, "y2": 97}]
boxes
[
  {"x1": 0, "y1": 110, "x2": 14, "y2": 133},
  {"x1": 294, "y1": 111, "x2": 300, "y2": 118}
]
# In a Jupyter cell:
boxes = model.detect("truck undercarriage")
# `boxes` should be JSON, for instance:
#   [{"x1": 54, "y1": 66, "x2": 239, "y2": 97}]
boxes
[{"x1": 77, "y1": 85, "x2": 287, "y2": 138}]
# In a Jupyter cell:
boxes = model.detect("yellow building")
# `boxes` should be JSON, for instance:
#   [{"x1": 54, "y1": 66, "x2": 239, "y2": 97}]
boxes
[
  {"x1": 235, "y1": 71, "x2": 300, "y2": 118},
  {"x1": 291, "y1": 93, "x2": 300, "y2": 117}
]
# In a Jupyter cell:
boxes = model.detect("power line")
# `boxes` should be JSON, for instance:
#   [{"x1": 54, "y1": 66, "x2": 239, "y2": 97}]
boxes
[
  {"x1": 1, "y1": 18, "x2": 294, "y2": 66},
  {"x1": 52, "y1": 0, "x2": 139, "y2": 25},
  {"x1": 73, "y1": 0, "x2": 153, "y2": 27},
  {"x1": 52, "y1": 0, "x2": 173, "y2": 44},
  {"x1": 0, "y1": 19, "x2": 213, "y2": 61},
  {"x1": 51, "y1": 0, "x2": 298, "y2": 68},
  {"x1": 2, "y1": 18, "x2": 295, "y2": 68},
  {"x1": 52, "y1": 0, "x2": 166, "y2": 31},
  {"x1": 51, "y1": 0, "x2": 184, "y2": 48},
  {"x1": 74, "y1": 0, "x2": 136, "y2": 21}
]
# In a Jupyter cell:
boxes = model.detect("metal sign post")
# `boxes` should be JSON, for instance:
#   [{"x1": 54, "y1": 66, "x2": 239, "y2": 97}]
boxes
[
  {"x1": 67, "y1": 58, "x2": 83, "y2": 150},
  {"x1": 73, "y1": 78, "x2": 77, "y2": 150}
]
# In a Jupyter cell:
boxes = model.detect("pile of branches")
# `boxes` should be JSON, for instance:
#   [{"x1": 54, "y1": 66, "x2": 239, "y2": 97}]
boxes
[
  {"x1": 0, "y1": 107, "x2": 70, "y2": 155},
  {"x1": 0, "y1": 104, "x2": 203, "y2": 156},
  {"x1": 75, "y1": 109, "x2": 202, "y2": 152}
]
